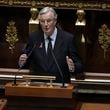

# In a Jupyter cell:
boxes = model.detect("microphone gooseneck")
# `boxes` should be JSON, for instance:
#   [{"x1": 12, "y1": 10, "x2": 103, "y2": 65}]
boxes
[
  {"x1": 13, "y1": 43, "x2": 37, "y2": 86},
  {"x1": 50, "y1": 47, "x2": 65, "y2": 88}
]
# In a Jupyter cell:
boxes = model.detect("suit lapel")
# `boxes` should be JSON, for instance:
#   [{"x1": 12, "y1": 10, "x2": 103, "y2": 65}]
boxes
[
  {"x1": 36, "y1": 33, "x2": 49, "y2": 70},
  {"x1": 53, "y1": 29, "x2": 63, "y2": 55}
]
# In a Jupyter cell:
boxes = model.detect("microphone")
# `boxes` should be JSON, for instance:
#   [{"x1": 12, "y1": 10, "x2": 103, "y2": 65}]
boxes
[
  {"x1": 13, "y1": 42, "x2": 37, "y2": 86},
  {"x1": 50, "y1": 47, "x2": 65, "y2": 88}
]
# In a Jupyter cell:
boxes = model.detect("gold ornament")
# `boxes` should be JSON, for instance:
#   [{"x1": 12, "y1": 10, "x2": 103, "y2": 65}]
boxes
[
  {"x1": 5, "y1": 20, "x2": 19, "y2": 54},
  {"x1": 98, "y1": 24, "x2": 110, "y2": 59}
]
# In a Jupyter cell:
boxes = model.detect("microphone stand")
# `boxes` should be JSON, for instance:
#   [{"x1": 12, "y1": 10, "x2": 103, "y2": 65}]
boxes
[
  {"x1": 13, "y1": 43, "x2": 37, "y2": 86},
  {"x1": 13, "y1": 67, "x2": 22, "y2": 86},
  {"x1": 50, "y1": 49, "x2": 65, "y2": 88}
]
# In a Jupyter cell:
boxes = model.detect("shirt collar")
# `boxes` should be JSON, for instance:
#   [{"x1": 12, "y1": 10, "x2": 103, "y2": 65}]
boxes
[{"x1": 44, "y1": 27, "x2": 57, "y2": 41}]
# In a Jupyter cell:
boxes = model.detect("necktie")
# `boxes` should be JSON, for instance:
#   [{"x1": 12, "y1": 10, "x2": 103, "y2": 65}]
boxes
[
  {"x1": 47, "y1": 37, "x2": 52, "y2": 69},
  {"x1": 47, "y1": 37, "x2": 52, "y2": 53}
]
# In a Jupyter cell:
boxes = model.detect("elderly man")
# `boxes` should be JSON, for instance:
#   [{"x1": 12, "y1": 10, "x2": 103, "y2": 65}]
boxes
[{"x1": 19, "y1": 7, "x2": 83, "y2": 84}]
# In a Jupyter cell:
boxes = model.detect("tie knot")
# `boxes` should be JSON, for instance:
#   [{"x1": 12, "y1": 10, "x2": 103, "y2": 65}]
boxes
[{"x1": 47, "y1": 37, "x2": 52, "y2": 42}]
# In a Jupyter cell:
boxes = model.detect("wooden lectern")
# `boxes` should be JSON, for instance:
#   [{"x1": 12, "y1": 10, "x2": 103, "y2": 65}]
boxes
[
  {"x1": 5, "y1": 82, "x2": 73, "y2": 98},
  {"x1": 5, "y1": 82, "x2": 81, "y2": 110}
]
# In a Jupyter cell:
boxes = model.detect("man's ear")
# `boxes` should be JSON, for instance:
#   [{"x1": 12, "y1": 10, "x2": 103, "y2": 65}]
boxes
[{"x1": 54, "y1": 19, "x2": 57, "y2": 25}]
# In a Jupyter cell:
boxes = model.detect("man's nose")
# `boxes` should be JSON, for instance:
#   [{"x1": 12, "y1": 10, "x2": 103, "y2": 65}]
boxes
[{"x1": 44, "y1": 21, "x2": 48, "y2": 25}]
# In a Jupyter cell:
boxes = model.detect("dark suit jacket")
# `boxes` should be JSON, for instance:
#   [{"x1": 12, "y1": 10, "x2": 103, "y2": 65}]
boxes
[{"x1": 23, "y1": 27, "x2": 83, "y2": 83}]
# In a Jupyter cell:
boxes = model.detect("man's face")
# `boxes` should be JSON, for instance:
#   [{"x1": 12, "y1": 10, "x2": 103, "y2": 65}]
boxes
[{"x1": 39, "y1": 11, "x2": 57, "y2": 36}]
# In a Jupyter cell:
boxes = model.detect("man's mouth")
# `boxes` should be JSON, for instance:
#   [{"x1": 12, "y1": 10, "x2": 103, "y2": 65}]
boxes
[{"x1": 44, "y1": 28, "x2": 49, "y2": 31}]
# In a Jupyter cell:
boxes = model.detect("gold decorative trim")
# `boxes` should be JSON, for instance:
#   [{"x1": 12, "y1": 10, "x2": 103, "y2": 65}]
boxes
[{"x1": 0, "y1": 0, "x2": 110, "y2": 10}]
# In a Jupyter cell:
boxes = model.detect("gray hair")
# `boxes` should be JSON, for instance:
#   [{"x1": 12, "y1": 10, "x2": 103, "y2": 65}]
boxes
[{"x1": 38, "y1": 7, "x2": 57, "y2": 19}]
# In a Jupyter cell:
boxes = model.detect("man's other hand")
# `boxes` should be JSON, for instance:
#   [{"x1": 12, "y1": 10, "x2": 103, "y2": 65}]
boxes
[
  {"x1": 66, "y1": 56, "x2": 75, "y2": 72},
  {"x1": 18, "y1": 54, "x2": 28, "y2": 68}
]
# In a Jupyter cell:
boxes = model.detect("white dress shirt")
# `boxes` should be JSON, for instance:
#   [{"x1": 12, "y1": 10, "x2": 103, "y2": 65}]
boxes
[{"x1": 44, "y1": 27, "x2": 57, "y2": 53}]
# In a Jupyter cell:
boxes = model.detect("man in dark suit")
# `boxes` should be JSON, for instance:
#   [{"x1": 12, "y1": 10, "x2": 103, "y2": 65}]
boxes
[{"x1": 19, "y1": 7, "x2": 83, "y2": 83}]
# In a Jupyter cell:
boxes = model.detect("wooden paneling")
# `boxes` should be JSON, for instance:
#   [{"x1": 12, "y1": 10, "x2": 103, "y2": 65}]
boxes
[
  {"x1": 0, "y1": 7, "x2": 30, "y2": 68},
  {"x1": 81, "y1": 103, "x2": 110, "y2": 110}
]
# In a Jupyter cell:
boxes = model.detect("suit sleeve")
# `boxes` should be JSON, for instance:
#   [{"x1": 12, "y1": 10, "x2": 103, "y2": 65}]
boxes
[
  {"x1": 68, "y1": 34, "x2": 84, "y2": 74},
  {"x1": 21, "y1": 33, "x2": 35, "y2": 68}
]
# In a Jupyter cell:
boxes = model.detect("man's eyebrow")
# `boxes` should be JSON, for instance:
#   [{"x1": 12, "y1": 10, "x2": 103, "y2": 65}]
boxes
[{"x1": 39, "y1": 18, "x2": 53, "y2": 20}]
